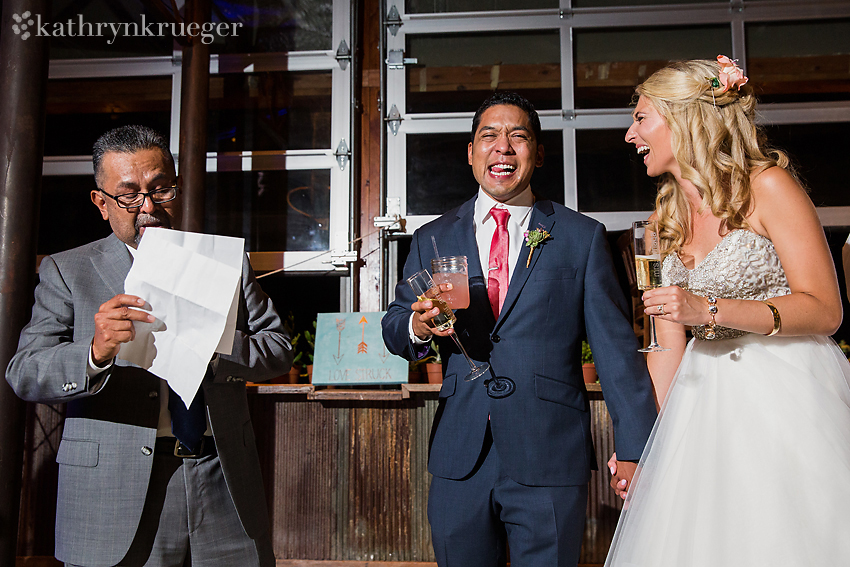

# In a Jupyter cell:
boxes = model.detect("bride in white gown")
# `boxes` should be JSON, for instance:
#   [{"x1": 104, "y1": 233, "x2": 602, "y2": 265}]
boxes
[{"x1": 605, "y1": 57, "x2": 850, "y2": 566}]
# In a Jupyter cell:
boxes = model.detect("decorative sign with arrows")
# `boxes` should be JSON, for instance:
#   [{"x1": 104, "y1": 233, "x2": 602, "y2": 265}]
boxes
[{"x1": 311, "y1": 312, "x2": 409, "y2": 386}]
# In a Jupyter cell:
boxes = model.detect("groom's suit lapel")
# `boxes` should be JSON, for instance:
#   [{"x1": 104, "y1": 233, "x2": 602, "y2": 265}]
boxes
[
  {"x1": 493, "y1": 199, "x2": 556, "y2": 333},
  {"x1": 91, "y1": 233, "x2": 132, "y2": 297}
]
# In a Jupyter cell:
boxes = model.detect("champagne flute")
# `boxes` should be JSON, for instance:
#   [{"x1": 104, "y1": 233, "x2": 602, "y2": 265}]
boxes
[
  {"x1": 633, "y1": 220, "x2": 669, "y2": 353},
  {"x1": 407, "y1": 269, "x2": 489, "y2": 381}
]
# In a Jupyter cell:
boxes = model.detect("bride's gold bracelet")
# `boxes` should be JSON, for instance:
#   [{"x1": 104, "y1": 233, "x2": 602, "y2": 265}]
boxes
[
  {"x1": 705, "y1": 296, "x2": 718, "y2": 340},
  {"x1": 762, "y1": 300, "x2": 781, "y2": 337}
]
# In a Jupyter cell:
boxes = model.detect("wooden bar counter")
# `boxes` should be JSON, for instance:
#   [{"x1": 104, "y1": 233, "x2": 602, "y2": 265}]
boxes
[{"x1": 16, "y1": 383, "x2": 621, "y2": 567}]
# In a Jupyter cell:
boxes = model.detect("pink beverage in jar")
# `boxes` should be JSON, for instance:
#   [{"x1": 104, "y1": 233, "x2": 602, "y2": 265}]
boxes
[{"x1": 431, "y1": 256, "x2": 470, "y2": 309}]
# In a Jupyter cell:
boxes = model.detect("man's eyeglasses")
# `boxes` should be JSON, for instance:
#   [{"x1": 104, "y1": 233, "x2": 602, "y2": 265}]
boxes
[{"x1": 99, "y1": 186, "x2": 179, "y2": 209}]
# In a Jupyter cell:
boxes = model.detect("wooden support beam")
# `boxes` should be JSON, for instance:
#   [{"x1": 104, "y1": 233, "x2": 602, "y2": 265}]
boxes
[{"x1": 0, "y1": 0, "x2": 51, "y2": 564}]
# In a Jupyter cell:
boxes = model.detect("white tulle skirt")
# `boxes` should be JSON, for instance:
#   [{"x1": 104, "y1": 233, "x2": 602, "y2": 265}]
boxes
[{"x1": 604, "y1": 333, "x2": 850, "y2": 567}]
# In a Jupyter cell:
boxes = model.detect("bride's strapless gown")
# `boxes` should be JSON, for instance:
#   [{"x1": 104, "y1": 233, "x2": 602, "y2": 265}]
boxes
[{"x1": 604, "y1": 230, "x2": 850, "y2": 566}]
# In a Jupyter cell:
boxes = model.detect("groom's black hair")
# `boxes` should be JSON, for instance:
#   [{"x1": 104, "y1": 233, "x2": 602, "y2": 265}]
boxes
[{"x1": 470, "y1": 91, "x2": 541, "y2": 143}]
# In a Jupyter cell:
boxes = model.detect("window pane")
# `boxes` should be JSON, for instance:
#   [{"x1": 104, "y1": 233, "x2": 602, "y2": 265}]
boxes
[
  {"x1": 406, "y1": 32, "x2": 561, "y2": 114},
  {"x1": 577, "y1": 130, "x2": 656, "y2": 212},
  {"x1": 406, "y1": 0, "x2": 556, "y2": 13},
  {"x1": 747, "y1": 19, "x2": 850, "y2": 104},
  {"x1": 39, "y1": 176, "x2": 112, "y2": 255},
  {"x1": 206, "y1": 169, "x2": 330, "y2": 251},
  {"x1": 48, "y1": 0, "x2": 172, "y2": 59},
  {"x1": 574, "y1": 26, "x2": 731, "y2": 109},
  {"x1": 762, "y1": 122, "x2": 850, "y2": 207},
  {"x1": 48, "y1": 0, "x2": 333, "y2": 57},
  {"x1": 208, "y1": 71, "x2": 331, "y2": 152},
  {"x1": 406, "y1": 131, "x2": 563, "y2": 215},
  {"x1": 210, "y1": 0, "x2": 333, "y2": 53},
  {"x1": 46, "y1": 77, "x2": 172, "y2": 156},
  {"x1": 574, "y1": 0, "x2": 715, "y2": 6}
]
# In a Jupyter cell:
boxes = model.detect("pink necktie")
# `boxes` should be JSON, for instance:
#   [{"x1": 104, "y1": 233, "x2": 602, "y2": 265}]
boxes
[{"x1": 488, "y1": 207, "x2": 511, "y2": 319}]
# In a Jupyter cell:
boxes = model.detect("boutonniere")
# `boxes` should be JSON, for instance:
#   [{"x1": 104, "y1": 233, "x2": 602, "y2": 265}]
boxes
[{"x1": 524, "y1": 228, "x2": 551, "y2": 267}]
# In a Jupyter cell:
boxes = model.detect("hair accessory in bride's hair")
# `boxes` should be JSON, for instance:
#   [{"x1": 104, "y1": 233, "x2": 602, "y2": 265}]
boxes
[{"x1": 714, "y1": 55, "x2": 748, "y2": 93}]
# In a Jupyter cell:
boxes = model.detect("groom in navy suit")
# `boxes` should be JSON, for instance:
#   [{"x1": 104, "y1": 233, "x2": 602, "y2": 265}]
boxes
[{"x1": 382, "y1": 92, "x2": 657, "y2": 567}]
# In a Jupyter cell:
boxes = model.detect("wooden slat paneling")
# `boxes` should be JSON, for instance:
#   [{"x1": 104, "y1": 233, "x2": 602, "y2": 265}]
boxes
[{"x1": 20, "y1": 390, "x2": 616, "y2": 566}]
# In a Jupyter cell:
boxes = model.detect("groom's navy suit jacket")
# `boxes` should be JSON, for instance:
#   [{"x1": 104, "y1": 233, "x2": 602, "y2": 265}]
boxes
[{"x1": 383, "y1": 197, "x2": 657, "y2": 485}]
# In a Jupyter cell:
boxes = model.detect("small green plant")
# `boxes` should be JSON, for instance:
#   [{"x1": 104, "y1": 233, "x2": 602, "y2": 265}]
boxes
[
  {"x1": 293, "y1": 319, "x2": 317, "y2": 372},
  {"x1": 285, "y1": 313, "x2": 316, "y2": 377},
  {"x1": 581, "y1": 340, "x2": 593, "y2": 365},
  {"x1": 839, "y1": 340, "x2": 850, "y2": 360}
]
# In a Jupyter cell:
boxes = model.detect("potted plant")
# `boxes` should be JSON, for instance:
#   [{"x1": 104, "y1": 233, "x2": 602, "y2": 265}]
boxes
[
  {"x1": 581, "y1": 340, "x2": 597, "y2": 384},
  {"x1": 411, "y1": 343, "x2": 443, "y2": 384}
]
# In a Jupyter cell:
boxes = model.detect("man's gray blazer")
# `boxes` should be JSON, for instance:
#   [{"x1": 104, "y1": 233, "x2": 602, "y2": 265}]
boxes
[{"x1": 6, "y1": 233, "x2": 292, "y2": 566}]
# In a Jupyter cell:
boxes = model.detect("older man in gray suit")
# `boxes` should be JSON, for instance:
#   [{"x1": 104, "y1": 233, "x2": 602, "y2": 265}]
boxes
[{"x1": 6, "y1": 125, "x2": 292, "y2": 566}]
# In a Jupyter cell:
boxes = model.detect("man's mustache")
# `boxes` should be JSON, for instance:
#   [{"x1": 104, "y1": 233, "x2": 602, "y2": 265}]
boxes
[{"x1": 135, "y1": 213, "x2": 171, "y2": 231}]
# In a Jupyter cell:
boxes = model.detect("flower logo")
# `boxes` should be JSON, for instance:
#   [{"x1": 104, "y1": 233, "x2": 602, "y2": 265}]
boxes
[{"x1": 12, "y1": 11, "x2": 35, "y2": 40}]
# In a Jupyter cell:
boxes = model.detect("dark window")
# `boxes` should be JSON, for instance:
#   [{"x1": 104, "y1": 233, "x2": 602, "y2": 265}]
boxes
[
  {"x1": 46, "y1": 77, "x2": 171, "y2": 157},
  {"x1": 205, "y1": 169, "x2": 331, "y2": 252},
  {"x1": 406, "y1": 31, "x2": 561, "y2": 114},
  {"x1": 574, "y1": 26, "x2": 732, "y2": 109},
  {"x1": 577, "y1": 129, "x2": 657, "y2": 212},
  {"x1": 207, "y1": 71, "x2": 332, "y2": 153},
  {"x1": 747, "y1": 19, "x2": 850, "y2": 104}
]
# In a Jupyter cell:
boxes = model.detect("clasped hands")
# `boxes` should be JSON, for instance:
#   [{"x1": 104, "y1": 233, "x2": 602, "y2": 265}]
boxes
[
  {"x1": 641, "y1": 285, "x2": 712, "y2": 326},
  {"x1": 608, "y1": 453, "x2": 639, "y2": 500},
  {"x1": 410, "y1": 283, "x2": 455, "y2": 341}
]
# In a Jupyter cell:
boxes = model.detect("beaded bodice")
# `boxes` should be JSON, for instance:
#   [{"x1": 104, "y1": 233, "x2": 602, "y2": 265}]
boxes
[{"x1": 662, "y1": 230, "x2": 790, "y2": 340}]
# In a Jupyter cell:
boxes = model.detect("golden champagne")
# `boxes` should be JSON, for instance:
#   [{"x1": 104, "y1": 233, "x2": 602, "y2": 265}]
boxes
[
  {"x1": 635, "y1": 255, "x2": 662, "y2": 291},
  {"x1": 418, "y1": 293, "x2": 457, "y2": 331}
]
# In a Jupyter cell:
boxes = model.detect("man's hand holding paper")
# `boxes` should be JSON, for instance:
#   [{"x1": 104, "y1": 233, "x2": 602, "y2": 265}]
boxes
[
  {"x1": 91, "y1": 294, "x2": 155, "y2": 366},
  {"x1": 120, "y1": 228, "x2": 245, "y2": 409}
]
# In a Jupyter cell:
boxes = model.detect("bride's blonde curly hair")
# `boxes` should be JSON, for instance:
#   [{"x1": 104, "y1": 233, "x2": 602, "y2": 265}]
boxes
[{"x1": 635, "y1": 59, "x2": 794, "y2": 255}]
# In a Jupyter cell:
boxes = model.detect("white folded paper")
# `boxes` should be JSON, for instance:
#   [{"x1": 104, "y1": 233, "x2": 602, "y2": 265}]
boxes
[{"x1": 120, "y1": 228, "x2": 244, "y2": 409}]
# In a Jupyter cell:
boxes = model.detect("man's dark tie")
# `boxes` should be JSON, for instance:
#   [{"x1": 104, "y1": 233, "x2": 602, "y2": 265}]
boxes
[
  {"x1": 488, "y1": 207, "x2": 511, "y2": 319},
  {"x1": 168, "y1": 379, "x2": 207, "y2": 454}
]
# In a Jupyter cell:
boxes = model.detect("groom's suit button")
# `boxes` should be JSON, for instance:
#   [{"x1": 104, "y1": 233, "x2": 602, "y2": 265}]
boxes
[{"x1": 491, "y1": 334, "x2": 501, "y2": 343}]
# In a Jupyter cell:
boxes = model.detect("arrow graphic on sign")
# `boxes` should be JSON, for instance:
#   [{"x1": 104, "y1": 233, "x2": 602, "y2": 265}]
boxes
[
  {"x1": 357, "y1": 315, "x2": 368, "y2": 354},
  {"x1": 333, "y1": 318, "x2": 346, "y2": 364}
]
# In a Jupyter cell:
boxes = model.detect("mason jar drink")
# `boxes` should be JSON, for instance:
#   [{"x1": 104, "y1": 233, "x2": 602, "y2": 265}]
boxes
[{"x1": 430, "y1": 256, "x2": 470, "y2": 309}]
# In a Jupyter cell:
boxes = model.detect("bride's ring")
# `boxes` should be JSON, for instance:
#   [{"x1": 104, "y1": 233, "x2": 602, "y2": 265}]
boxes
[{"x1": 658, "y1": 304, "x2": 666, "y2": 316}]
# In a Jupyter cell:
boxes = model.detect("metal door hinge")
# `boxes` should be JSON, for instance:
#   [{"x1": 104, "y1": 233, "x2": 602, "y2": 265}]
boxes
[
  {"x1": 335, "y1": 40, "x2": 351, "y2": 70},
  {"x1": 385, "y1": 104, "x2": 403, "y2": 136},
  {"x1": 334, "y1": 139, "x2": 351, "y2": 170},
  {"x1": 386, "y1": 5, "x2": 402, "y2": 36}
]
